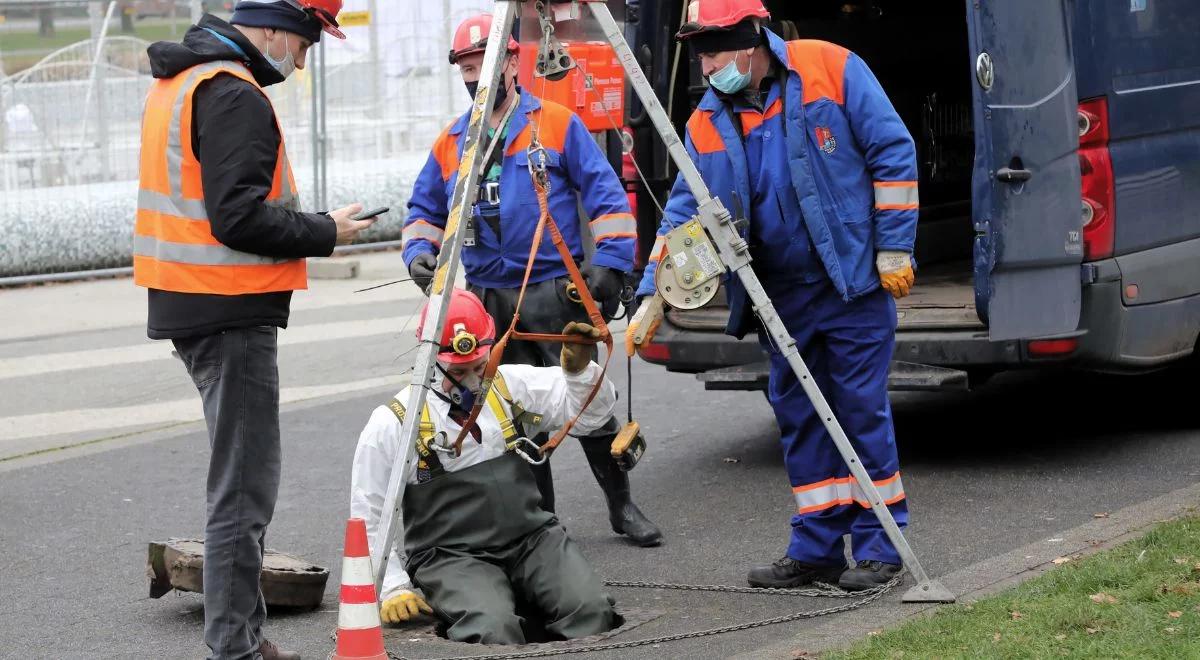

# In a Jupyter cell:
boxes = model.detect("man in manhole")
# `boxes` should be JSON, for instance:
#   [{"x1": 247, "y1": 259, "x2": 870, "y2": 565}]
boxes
[{"x1": 350, "y1": 289, "x2": 620, "y2": 644}]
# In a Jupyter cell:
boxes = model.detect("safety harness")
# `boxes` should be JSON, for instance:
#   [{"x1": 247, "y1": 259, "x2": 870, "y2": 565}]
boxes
[
  {"x1": 445, "y1": 94, "x2": 614, "y2": 460},
  {"x1": 386, "y1": 372, "x2": 548, "y2": 482}
]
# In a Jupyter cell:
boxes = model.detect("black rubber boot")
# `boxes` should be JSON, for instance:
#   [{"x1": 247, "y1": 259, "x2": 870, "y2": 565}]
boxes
[
  {"x1": 746, "y1": 557, "x2": 845, "y2": 589},
  {"x1": 527, "y1": 433, "x2": 556, "y2": 513},
  {"x1": 839, "y1": 560, "x2": 902, "y2": 591},
  {"x1": 579, "y1": 433, "x2": 663, "y2": 547}
]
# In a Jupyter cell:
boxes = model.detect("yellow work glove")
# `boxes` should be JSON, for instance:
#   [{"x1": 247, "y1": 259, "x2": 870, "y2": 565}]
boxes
[
  {"x1": 624, "y1": 296, "x2": 663, "y2": 357},
  {"x1": 560, "y1": 322, "x2": 602, "y2": 374},
  {"x1": 380, "y1": 590, "x2": 433, "y2": 624},
  {"x1": 877, "y1": 251, "x2": 915, "y2": 299}
]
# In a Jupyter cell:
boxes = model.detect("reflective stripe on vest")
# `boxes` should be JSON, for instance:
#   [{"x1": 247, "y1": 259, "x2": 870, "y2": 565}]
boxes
[{"x1": 133, "y1": 60, "x2": 306, "y2": 295}]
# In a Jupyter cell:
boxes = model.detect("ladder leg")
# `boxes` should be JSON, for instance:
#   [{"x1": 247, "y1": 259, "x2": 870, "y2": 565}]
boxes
[{"x1": 371, "y1": 1, "x2": 522, "y2": 596}]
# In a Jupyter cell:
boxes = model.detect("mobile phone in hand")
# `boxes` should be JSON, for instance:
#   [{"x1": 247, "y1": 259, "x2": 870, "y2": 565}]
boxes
[{"x1": 352, "y1": 206, "x2": 389, "y2": 221}]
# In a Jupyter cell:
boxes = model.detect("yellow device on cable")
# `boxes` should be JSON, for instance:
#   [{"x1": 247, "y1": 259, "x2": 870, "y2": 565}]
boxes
[{"x1": 654, "y1": 219, "x2": 724, "y2": 310}]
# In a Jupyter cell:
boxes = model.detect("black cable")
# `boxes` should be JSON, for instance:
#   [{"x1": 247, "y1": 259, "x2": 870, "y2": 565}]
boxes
[
  {"x1": 354, "y1": 277, "x2": 414, "y2": 293},
  {"x1": 626, "y1": 352, "x2": 633, "y2": 424}
]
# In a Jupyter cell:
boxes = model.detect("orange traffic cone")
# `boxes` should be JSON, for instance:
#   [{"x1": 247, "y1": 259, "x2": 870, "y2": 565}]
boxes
[{"x1": 332, "y1": 518, "x2": 388, "y2": 660}]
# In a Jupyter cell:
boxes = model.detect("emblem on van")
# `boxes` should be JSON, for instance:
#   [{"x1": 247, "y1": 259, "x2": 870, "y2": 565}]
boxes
[{"x1": 815, "y1": 126, "x2": 837, "y2": 154}]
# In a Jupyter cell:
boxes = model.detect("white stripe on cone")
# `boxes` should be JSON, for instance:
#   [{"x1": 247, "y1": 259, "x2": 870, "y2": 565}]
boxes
[
  {"x1": 338, "y1": 602, "x2": 384, "y2": 631},
  {"x1": 341, "y1": 556, "x2": 375, "y2": 586}
]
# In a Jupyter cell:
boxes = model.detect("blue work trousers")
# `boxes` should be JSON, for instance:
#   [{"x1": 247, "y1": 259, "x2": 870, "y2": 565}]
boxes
[{"x1": 758, "y1": 282, "x2": 907, "y2": 567}]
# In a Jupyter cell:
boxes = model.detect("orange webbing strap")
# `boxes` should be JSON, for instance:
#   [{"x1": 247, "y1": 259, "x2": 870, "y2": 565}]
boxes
[
  {"x1": 519, "y1": 165, "x2": 613, "y2": 456},
  {"x1": 449, "y1": 134, "x2": 613, "y2": 456}
]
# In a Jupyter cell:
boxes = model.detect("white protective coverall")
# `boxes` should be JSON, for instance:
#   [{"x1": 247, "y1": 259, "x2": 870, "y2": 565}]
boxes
[{"x1": 350, "y1": 360, "x2": 616, "y2": 602}]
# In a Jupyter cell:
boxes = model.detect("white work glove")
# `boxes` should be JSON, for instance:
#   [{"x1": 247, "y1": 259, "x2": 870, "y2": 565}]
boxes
[{"x1": 876, "y1": 251, "x2": 915, "y2": 299}]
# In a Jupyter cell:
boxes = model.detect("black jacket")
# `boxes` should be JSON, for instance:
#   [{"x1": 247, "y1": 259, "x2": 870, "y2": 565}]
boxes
[{"x1": 144, "y1": 15, "x2": 336, "y2": 340}]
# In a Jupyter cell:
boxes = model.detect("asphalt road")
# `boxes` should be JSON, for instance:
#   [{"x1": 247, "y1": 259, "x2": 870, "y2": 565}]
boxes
[{"x1": 2, "y1": 254, "x2": 1198, "y2": 659}]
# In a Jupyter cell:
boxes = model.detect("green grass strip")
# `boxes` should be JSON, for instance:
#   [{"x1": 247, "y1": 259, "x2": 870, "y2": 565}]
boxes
[{"x1": 829, "y1": 515, "x2": 1200, "y2": 660}]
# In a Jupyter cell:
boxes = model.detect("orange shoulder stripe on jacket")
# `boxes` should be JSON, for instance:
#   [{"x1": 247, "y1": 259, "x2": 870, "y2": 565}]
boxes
[
  {"x1": 506, "y1": 99, "x2": 572, "y2": 155},
  {"x1": 786, "y1": 40, "x2": 850, "y2": 105},
  {"x1": 687, "y1": 110, "x2": 724, "y2": 154},
  {"x1": 739, "y1": 99, "x2": 783, "y2": 136},
  {"x1": 432, "y1": 125, "x2": 460, "y2": 182}
]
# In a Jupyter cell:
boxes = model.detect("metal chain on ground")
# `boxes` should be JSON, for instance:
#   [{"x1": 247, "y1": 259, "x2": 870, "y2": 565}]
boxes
[
  {"x1": 601, "y1": 579, "x2": 890, "y2": 598},
  {"x1": 386, "y1": 576, "x2": 901, "y2": 660}
]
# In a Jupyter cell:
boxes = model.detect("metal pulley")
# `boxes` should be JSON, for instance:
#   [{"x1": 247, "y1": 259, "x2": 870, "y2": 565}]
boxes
[
  {"x1": 533, "y1": 0, "x2": 576, "y2": 81},
  {"x1": 655, "y1": 218, "x2": 724, "y2": 310}
]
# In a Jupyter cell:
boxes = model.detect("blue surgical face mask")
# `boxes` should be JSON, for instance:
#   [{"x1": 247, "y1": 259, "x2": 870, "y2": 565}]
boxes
[
  {"x1": 263, "y1": 32, "x2": 296, "y2": 79},
  {"x1": 709, "y1": 50, "x2": 751, "y2": 94}
]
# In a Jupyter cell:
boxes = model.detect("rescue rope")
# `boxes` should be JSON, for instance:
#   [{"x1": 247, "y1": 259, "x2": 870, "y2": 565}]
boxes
[
  {"x1": 384, "y1": 575, "x2": 901, "y2": 660},
  {"x1": 446, "y1": 76, "x2": 614, "y2": 459},
  {"x1": 445, "y1": 6, "x2": 623, "y2": 459}
]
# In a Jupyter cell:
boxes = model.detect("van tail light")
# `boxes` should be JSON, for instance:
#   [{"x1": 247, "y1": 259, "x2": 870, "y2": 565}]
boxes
[
  {"x1": 1027, "y1": 338, "x2": 1079, "y2": 357},
  {"x1": 1078, "y1": 98, "x2": 1115, "y2": 260},
  {"x1": 638, "y1": 341, "x2": 671, "y2": 363}
]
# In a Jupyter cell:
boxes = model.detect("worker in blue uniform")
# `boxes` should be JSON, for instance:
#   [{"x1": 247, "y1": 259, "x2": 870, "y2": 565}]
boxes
[
  {"x1": 628, "y1": 0, "x2": 917, "y2": 590},
  {"x1": 402, "y1": 14, "x2": 661, "y2": 547}
]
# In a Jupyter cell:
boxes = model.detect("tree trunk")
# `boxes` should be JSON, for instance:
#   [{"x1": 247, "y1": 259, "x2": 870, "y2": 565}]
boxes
[
  {"x1": 38, "y1": 8, "x2": 56, "y2": 37},
  {"x1": 120, "y1": 3, "x2": 136, "y2": 33}
]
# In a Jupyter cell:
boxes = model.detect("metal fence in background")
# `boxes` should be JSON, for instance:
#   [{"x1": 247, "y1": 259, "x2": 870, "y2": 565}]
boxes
[{"x1": 0, "y1": 0, "x2": 494, "y2": 276}]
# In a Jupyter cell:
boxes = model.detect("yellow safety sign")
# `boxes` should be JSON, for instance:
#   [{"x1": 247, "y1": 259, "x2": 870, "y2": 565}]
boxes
[{"x1": 339, "y1": 10, "x2": 370, "y2": 27}]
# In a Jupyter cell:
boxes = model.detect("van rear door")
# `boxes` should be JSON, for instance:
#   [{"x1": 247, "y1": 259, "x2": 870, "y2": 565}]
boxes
[{"x1": 967, "y1": 0, "x2": 1083, "y2": 341}]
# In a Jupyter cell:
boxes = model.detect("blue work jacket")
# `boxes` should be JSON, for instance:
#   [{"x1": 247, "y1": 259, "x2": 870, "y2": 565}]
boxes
[
  {"x1": 637, "y1": 30, "x2": 919, "y2": 337},
  {"x1": 403, "y1": 93, "x2": 636, "y2": 289}
]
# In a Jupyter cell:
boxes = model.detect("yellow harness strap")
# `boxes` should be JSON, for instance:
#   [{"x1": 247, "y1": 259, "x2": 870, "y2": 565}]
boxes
[
  {"x1": 485, "y1": 374, "x2": 519, "y2": 442},
  {"x1": 386, "y1": 397, "x2": 442, "y2": 479},
  {"x1": 386, "y1": 398, "x2": 437, "y2": 440},
  {"x1": 389, "y1": 377, "x2": 542, "y2": 461},
  {"x1": 491, "y1": 371, "x2": 545, "y2": 429}
]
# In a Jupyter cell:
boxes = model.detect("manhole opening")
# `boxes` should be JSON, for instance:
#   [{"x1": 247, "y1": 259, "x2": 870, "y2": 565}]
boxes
[
  {"x1": 382, "y1": 606, "x2": 662, "y2": 651},
  {"x1": 430, "y1": 610, "x2": 628, "y2": 643}
]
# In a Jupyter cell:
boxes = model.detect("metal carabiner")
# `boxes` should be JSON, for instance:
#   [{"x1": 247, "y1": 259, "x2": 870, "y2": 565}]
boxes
[
  {"x1": 428, "y1": 432, "x2": 457, "y2": 455},
  {"x1": 526, "y1": 145, "x2": 551, "y2": 191},
  {"x1": 509, "y1": 437, "x2": 547, "y2": 465}
]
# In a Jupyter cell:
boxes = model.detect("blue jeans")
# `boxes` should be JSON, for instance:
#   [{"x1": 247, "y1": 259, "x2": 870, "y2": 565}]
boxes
[{"x1": 173, "y1": 326, "x2": 281, "y2": 660}]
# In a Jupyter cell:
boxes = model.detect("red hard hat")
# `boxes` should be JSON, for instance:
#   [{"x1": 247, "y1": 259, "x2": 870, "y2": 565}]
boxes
[
  {"x1": 292, "y1": 0, "x2": 346, "y2": 40},
  {"x1": 449, "y1": 13, "x2": 519, "y2": 65},
  {"x1": 677, "y1": 0, "x2": 770, "y2": 40},
  {"x1": 416, "y1": 289, "x2": 497, "y2": 364}
]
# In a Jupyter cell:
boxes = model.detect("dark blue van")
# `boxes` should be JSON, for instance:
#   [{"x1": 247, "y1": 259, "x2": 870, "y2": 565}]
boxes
[{"x1": 624, "y1": 0, "x2": 1200, "y2": 391}]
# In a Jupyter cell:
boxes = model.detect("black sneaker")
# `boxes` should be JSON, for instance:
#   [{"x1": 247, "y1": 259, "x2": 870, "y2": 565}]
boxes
[
  {"x1": 747, "y1": 556, "x2": 845, "y2": 588},
  {"x1": 839, "y1": 560, "x2": 902, "y2": 591}
]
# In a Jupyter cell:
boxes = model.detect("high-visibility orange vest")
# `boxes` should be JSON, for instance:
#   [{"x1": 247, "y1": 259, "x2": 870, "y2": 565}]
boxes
[{"x1": 134, "y1": 60, "x2": 307, "y2": 295}]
